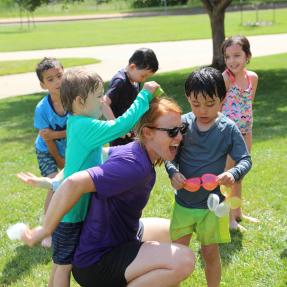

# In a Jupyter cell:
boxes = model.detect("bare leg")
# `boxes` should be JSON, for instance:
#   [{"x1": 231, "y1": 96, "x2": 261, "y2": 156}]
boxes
[
  {"x1": 201, "y1": 244, "x2": 221, "y2": 287},
  {"x1": 48, "y1": 263, "x2": 57, "y2": 287},
  {"x1": 141, "y1": 217, "x2": 170, "y2": 243},
  {"x1": 53, "y1": 264, "x2": 72, "y2": 287},
  {"x1": 125, "y1": 242, "x2": 195, "y2": 287},
  {"x1": 225, "y1": 156, "x2": 249, "y2": 230}
]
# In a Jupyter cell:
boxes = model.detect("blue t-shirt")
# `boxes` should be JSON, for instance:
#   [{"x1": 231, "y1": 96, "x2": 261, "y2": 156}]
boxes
[
  {"x1": 165, "y1": 112, "x2": 252, "y2": 209},
  {"x1": 34, "y1": 95, "x2": 67, "y2": 156},
  {"x1": 73, "y1": 141, "x2": 155, "y2": 268}
]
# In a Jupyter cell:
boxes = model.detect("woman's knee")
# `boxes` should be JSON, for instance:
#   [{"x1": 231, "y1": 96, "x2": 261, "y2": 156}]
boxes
[{"x1": 173, "y1": 244, "x2": 196, "y2": 280}]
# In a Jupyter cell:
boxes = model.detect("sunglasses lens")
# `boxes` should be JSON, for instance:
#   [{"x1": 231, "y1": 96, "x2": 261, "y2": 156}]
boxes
[
  {"x1": 202, "y1": 173, "x2": 218, "y2": 191},
  {"x1": 180, "y1": 124, "x2": 188, "y2": 135},
  {"x1": 184, "y1": 177, "x2": 201, "y2": 192},
  {"x1": 168, "y1": 127, "x2": 179, "y2": 138}
]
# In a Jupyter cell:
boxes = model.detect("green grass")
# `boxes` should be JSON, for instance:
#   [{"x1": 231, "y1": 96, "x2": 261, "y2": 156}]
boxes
[
  {"x1": 0, "y1": 8, "x2": 286, "y2": 52},
  {"x1": 0, "y1": 53, "x2": 287, "y2": 286},
  {"x1": 0, "y1": 58, "x2": 100, "y2": 76}
]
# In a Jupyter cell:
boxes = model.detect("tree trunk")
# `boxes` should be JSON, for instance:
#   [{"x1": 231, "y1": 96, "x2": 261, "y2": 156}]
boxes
[
  {"x1": 210, "y1": 9, "x2": 225, "y2": 70},
  {"x1": 201, "y1": 0, "x2": 232, "y2": 71}
]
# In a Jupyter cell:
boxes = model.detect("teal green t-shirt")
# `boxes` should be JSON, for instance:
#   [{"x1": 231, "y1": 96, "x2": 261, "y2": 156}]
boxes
[{"x1": 62, "y1": 89, "x2": 153, "y2": 223}]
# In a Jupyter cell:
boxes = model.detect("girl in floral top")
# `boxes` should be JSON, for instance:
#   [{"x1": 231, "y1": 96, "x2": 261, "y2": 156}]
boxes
[{"x1": 221, "y1": 35, "x2": 259, "y2": 230}]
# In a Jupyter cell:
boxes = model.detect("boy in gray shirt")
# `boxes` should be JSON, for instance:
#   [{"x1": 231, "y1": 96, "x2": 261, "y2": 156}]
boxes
[{"x1": 165, "y1": 67, "x2": 251, "y2": 287}]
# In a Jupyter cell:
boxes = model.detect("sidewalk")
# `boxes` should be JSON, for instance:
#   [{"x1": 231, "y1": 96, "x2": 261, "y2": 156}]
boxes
[{"x1": 1, "y1": 33, "x2": 287, "y2": 99}]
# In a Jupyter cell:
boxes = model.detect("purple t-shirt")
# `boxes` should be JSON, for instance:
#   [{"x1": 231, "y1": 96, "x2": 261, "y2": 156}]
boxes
[{"x1": 72, "y1": 141, "x2": 155, "y2": 268}]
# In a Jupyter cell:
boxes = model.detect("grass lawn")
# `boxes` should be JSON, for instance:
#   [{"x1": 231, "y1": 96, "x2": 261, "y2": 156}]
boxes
[
  {"x1": 0, "y1": 58, "x2": 100, "y2": 76},
  {"x1": 0, "y1": 53, "x2": 286, "y2": 286},
  {"x1": 0, "y1": 8, "x2": 286, "y2": 52}
]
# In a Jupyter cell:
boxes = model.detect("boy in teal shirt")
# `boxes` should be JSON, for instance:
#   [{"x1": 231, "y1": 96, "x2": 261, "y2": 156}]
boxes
[{"x1": 22, "y1": 68, "x2": 159, "y2": 287}]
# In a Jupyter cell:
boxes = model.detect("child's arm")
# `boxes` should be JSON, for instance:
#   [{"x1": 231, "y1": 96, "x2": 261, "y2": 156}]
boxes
[
  {"x1": 45, "y1": 140, "x2": 65, "y2": 169},
  {"x1": 226, "y1": 126, "x2": 252, "y2": 181},
  {"x1": 16, "y1": 169, "x2": 64, "y2": 190},
  {"x1": 39, "y1": 129, "x2": 66, "y2": 141},
  {"x1": 222, "y1": 70, "x2": 231, "y2": 91},
  {"x1": 170, "y1": 171, "x2": 186, "y2": 190},
  {"x1": 102, "y1": 97, "x2": 116, "y2": 120},
  {"x1": 79, "y1": 81, "x2": 159, "y2": 149},
  {"x1": 21, "y1": 170, "x2": 94, "y2": 246},
  {"x1": 248, "y1": 70, "x2": 259, "y2": 101}
]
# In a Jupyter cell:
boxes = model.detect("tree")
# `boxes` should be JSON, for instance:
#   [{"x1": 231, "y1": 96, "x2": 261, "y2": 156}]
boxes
[{"x1": 201, "y1": 0, "x2": 232, "y2": 70}]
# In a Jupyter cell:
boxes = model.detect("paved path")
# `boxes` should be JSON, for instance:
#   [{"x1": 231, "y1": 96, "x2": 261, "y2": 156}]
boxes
[{"x1": 0, "y1": 33, "x2": 287, "y2": 99}]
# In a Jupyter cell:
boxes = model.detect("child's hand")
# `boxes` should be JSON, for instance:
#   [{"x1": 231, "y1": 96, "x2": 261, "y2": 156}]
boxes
[
  {"x1": 39, "y1": 128, "x2": 54, "y2": 140},
  {"x1": 21, "y1": 226, "x2": 47, "y2": 247},
  {"x1": 16, "y1": 172, "x2": 52, "y2": 189},
  {"x1": 217, "y1": 172, "x2": 235, "y2": 187},
  {"x1": 171, "y1": 172, "x2": 186, "y2": 190},
  {"x1": 143, "y1": 81, "x2": 160, "y2": 95},
  {"x1": 56, "y1": 157, "x2": 65, "y2": 169}
]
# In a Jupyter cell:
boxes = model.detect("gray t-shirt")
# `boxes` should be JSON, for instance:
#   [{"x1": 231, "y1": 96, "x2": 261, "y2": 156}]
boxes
[{"x1": 165, "y1": 112, "x2": 252, "y2": 209}]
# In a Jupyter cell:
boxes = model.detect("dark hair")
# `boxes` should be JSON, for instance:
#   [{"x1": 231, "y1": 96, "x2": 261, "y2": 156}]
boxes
[
  {"x1": 36, "y1": 57, "x2": 63, "y2": 82},
  {"x1": 129, "y1": 48, "x2": 159, "y2": 72},
  {"x1": 60, "y1": 68, "x2": 103, "y2": 113},
  {"x1": 185, "y1": 67, "x2": 226, "y2": 102},
  {"x1": 221, "y1": 35, "x2": 252, "y2": 60}
]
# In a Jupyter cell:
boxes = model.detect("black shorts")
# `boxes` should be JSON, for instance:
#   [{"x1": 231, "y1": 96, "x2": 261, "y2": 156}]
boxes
[{"x1": 72, "y1": 241, "x2": 144, "y2": 287}]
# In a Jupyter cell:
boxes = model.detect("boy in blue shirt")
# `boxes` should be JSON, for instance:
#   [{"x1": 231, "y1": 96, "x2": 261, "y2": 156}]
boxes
[
  {"x1": 165, "y1": 67, "x2": 252, "y2": 287},
  {"x1": 104, "y1": 47, "x2": 159, "y2": 146},
  {"x1": 34, "y1": 57, "x2": 67, "y2": 247}
]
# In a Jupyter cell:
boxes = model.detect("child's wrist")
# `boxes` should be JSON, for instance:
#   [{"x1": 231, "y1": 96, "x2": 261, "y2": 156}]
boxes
[{"x1": 140, "y1": 89, "x2": 153, "y2": 102}]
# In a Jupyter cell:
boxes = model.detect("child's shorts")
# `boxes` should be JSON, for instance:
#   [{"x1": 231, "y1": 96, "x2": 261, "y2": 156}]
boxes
[
  {"x1": 170, "y1": 202, "x2": 230, "y2": 245},
  {"x1": 52, "y1": 222, "x2": 83, "y2": 265},
  {"x1": 35, "y1": 149, "x2": 58, "y2": 177}
]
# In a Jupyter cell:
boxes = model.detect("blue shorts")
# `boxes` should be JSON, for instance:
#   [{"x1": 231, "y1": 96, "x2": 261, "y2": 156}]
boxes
[
  {"x1": 52, "y1": 222, "x2": 83, "y2": 265},
  {"x1": 35, "y1": 149, "x2": 58, "y2": 177}
]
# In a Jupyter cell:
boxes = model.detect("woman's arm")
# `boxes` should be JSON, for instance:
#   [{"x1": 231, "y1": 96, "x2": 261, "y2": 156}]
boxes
[{"x1": 21, "y1": 170, "x2": 95, "y2": 246}]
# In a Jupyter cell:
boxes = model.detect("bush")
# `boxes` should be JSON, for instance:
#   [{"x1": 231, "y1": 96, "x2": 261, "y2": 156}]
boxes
[{"x1": 131, "y1": 0, "x2": 188, "y2": 8}]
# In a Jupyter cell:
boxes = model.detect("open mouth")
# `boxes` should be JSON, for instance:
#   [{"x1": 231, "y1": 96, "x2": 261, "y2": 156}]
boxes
[{"x1": 169, "y1": 143, "x2": 179, "y2": 154}]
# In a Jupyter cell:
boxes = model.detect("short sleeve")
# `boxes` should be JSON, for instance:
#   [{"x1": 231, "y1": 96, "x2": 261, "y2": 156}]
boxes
[
  {"x1": 87, "y1": 156, "x2": 145, "y2": 199},
  {"x1": 34, "y1": 104, "x2": 49, "y2": 130},
  {"x1": 106, "y1": 78, "x2": 125, "y2": 104}
]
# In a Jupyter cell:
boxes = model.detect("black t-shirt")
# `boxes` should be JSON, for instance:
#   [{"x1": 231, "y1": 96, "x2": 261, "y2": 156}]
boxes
[{"x1": 106, "y1": 69, "x2": 140, "y2": 118}]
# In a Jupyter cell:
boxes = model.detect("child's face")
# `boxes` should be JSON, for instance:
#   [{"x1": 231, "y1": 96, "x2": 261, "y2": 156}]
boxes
[
  {"x1": 128, "y1": 65, "x2": 154, "y2": 83},
  {"x1": 81, "y1": 85, "x2": 104, "y2": 118},
  {"x1": 224, "y1": 44, "x2": 249, "y2": 75},
  {"x1": 187, "y1": 92, "x2": 222, "y2": 126},
  {"x1": 40, "y1": 67, "x2": 64, "y2": 97}
]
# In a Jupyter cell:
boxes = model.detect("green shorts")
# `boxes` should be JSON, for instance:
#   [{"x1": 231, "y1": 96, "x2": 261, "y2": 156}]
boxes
[{"x1": 170, "y1": 201, "x2": 230, "y2": 245}]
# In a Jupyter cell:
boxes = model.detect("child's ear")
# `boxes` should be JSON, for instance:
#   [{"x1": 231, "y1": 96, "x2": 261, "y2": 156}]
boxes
[
  {"x1": 129, "y1": 63, "x2": 137, "y2": 70},
  {"x1": 40, "y1": 81, "x2": 46, "y2": 90},
  {"x1": 75, "y1": 96, "x2": 85, "y2": 107}
]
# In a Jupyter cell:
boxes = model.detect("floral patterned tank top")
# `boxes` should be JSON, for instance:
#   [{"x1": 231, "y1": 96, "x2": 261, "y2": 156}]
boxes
[{"x1": 222, "y1": 69, "x2": 253, "y2": 134}]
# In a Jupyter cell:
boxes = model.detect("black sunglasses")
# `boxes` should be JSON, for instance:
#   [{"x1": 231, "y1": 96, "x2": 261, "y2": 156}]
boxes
[{"x1": 147, "y1": 123, "x2": 188, "y2": 138}]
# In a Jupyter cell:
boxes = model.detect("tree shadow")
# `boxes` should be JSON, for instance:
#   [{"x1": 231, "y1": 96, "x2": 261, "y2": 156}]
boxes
[
  {"x1": 0, "y1": 245, "x2": 51, "y2": 285},
  {"x1": 252, "y1": 68, "x2": 287, "y2": 142},
  {"x1": 280, "y1": 249, "x2": 287, "y2": 260},
  {"x1": 0, "y1": 93, "x2": 42, "y2": 148},
  {"x1": 220, "y1": 229, "x2": 243, "y2": 266}
]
